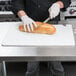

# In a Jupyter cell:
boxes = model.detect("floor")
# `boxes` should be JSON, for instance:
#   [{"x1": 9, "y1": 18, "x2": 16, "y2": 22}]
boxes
[{"x1": 0, "y1": 62, "x2": 76, "y2": 76}]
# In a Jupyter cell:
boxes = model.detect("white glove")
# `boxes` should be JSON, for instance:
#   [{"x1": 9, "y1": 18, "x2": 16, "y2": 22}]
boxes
[
  {"x1": 21, "y1": 15, "x2": 37, "y2": 32},
  {"x1": 48, "y1": 3, "x2": 60, "y2": 19}
]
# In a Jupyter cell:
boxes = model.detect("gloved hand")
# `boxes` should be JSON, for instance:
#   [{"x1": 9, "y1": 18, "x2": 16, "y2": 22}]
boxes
[
  {"x1": 48, "y1": 3, "x2": 60, "y2": 19},
  {"x1": 21, "y1": 15, "x2": 37, "y2": 32}
]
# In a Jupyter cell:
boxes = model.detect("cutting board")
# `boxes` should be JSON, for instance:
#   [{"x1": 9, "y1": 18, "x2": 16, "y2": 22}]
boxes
[{"x1": 1, "y1": 22, "x2": 75, "y2": 46}]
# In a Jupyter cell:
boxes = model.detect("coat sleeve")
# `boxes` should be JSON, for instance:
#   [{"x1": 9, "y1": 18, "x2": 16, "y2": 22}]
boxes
[{"x1": 11, "y1": 0, "x2": 25, "y2": 17}]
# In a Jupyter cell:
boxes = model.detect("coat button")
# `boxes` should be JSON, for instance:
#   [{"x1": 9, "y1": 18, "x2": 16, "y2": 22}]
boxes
[{"x1": 38, "y1": 5, "x2": 41, "y2": 8}]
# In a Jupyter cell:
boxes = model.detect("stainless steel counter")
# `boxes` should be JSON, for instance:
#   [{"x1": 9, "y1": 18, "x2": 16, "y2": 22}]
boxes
[{"x1": 0, "y1": 21, "x2": 76, "y2": 62}]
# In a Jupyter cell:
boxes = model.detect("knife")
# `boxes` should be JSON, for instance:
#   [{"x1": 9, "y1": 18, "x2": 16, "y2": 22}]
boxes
[
  {"x1": 43, "y1": 17, "x2": 51, "y2": 23},
  {"x1": 44, "y1": 17, "x2": 66, "y2": 26}
]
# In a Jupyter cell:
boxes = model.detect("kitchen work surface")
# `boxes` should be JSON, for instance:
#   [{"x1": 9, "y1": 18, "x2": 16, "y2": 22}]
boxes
[
  {"x1": 1, "y1": 22, "x2": 75, "y2": 46},
  {"x1": 0, "y1": 21, "x2": 76, "y2": 61}
]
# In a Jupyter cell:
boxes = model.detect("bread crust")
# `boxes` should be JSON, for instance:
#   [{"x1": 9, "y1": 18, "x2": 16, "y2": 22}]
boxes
[{"x1": 19, "y1": 21, "x2": 56, "y2": 35}]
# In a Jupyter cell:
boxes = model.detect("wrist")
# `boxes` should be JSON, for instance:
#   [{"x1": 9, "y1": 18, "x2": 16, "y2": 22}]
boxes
[
  {"x1": 55, "y1": 1, "x2": 64, "y2": 8},
  {"x1": 18, "y1": 10, "x2": 27, "y2": 18}
]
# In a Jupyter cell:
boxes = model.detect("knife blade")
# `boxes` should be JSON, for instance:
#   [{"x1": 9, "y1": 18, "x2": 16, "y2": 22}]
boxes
[
  {"x1": 43, "y1": 17, "x2": 51, "y2": 23},
  {"x1": 43, "y1": 17, "x2": 66, "y2": 26}
]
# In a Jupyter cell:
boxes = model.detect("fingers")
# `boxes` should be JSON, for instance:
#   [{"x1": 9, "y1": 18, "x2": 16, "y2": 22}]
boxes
[
  {"x1": 24, "y1": 22, "x2": 37, "y2": 32},
  {"x1": 50, "y1": 11, "x2": 59, "y2": 19},
  {"x1": 27, "y1": 24, "x2": 31, "y2": 32},
  {"x1": 33, "y1": 22, "x2": 37, "y2": 28},
  {"x1": 29, "y1": 21, "x2": 37, "y2": 31},
  {"x1": 24, "y1": 25, "x2": 27, "y2": 32},
  {"x1": 30, "y1": 23, "x2": 34, "y2": 31},
  {"x1": 50, "y1": 12, "x2": 55, "y2": 19},
  {"x1": 49, "y1": 3, "x2": 60, "y2": 19},
  {"x1": 21, "y1": 15, "x2": 37, "y2": 32},
  {"x1": 49, "y1": 8, "x2": 55, "y2": 19},
  {"x1": 50, "y1": 12, "x2": 54, "y2": 19}
]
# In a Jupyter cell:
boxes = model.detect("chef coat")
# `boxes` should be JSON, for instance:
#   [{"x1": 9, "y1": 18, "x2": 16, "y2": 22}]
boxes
[{"x1": 11, "y1": 0, "x2": 71, "y2": 21}]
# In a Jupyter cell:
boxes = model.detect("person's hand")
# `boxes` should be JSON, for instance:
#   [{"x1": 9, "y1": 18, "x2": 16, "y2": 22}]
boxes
[
  {"x1": 48, "y1": 3, "x2": 60, "y2": 19},
  {"x1": 21, "y1": 15, "x2": 37, "y2": 32}
]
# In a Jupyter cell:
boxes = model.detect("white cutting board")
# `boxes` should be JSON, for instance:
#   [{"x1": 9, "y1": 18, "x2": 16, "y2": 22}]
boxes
[{"x1": 1, "y1": 22, "x2": 75, "y2": 46}]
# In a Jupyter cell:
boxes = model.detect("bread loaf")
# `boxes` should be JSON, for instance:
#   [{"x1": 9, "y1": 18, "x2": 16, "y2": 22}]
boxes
[{"x1": 19, "y1": 21, "x2": 56, "y2": 35}]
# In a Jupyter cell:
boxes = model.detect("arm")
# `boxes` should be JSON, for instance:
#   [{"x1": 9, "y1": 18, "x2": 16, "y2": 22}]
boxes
[
  {"x1": 55, "y1": 1, "x2": 64, "y2": 8},
  {"x1": 48, "y1": 0, "x2": 71, "y2": 19},
  {"x1": 11, "y1": 0, "x2": 37, "y2": 32},
  {"x1": 56, "y1": 0, "x2": 71, "y2": 9},
  {"x1": 11, "y1": 0, "x2": 26, "y2": 17},
  {"x1": 18, "y1": 10, "x2": 27, "y2": 18}
]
